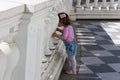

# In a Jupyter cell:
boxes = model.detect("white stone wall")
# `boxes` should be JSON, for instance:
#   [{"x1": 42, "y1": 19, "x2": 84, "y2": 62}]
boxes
[{"x1": 0, "y1": 0, "x2": 68, "y2": 80}]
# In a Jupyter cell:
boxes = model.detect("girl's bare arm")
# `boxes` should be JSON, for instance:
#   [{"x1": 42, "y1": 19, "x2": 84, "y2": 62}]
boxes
[
  {"x1": 52, "y1": 32, "x2": 66, "y2": 40},
  {"x1": 56, "y1": 28, "x2": 63, "y2": 33}
]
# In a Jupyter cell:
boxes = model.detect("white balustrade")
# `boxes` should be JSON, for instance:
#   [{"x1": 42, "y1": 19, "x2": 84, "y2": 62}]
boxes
[
  {"x1": 71, "y1": 0, "x2": 120, "y2": 20},
  {"x1": 0, "y1": 0, "x2": 67, "y2": 80}
]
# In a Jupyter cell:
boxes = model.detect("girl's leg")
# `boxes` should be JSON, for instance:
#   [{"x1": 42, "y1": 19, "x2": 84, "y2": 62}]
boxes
[
  {"x1": 66, "y1": 57, "x2": 72, "y2": 70},
  {"x1": 67, "y1": 56, "x2": 77, "y2": 74}
]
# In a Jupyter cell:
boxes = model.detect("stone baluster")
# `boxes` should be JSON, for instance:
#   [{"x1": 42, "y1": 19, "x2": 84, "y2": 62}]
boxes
[
  {"x1": 93, "y1": 0, "x2": 99, "y2": 10},
  {"x1": 0, "y1": 50, "x2": 7, "y2": 80},
  {"x1": 117, "y1": 0, "x2": 120, "y2": 10},
  {"x1": 94, "y1": 0, "x2": 98, "y2": 7},
  {"x1": 85, "y1": 0, "x2": 92, "y2": 10},
  {"x1": 109, "y1": 0, "x2": 115, "y2": 10},
  {"x1": 3, "y1": 41, "x2": 20, "y2": 80},
  {"x1": 110, "y1": 0, "x2": 114, "y2": 7},
  {"x1": 76, "y1": 0, "x2": 84, "y2": 11},
  {"x1": 103, "y1": 0, "x2": 107, "y2": 7},
  {"x1": 86, "y1": 0, "x2": 90, "y2": 8},
  {"x1": 101, "y1": 0, "x2": 107, "y2": 10},
  {"x1": 76, "y1": 0, "x2": 81, "y2": 7}
]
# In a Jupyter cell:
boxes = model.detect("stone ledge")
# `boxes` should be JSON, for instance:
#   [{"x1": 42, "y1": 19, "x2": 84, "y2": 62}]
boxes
[
  {"x1": 0, "y1": 1, "x2": 24, "y2": 21},
  {"x1": 76, "y1": 13, "x2": 120, "y2": 19},
  {"x1": 4, "y1": 0, "x2": 55, "y2": 13},
  {"x1": 70, "y1": 12, "x2": 120, "y2": 20}
]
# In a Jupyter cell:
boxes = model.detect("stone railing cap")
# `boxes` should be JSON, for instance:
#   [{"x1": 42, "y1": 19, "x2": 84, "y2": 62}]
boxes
[
  {"x1": 24, "y1": 0, "x2": 54, "y2": 13},
  {"x1": 0, "y1": 1, "x2": 24, "y2": 21},
  {"x1": 2, "y1": 0, "x2": 55, "y2": 13}
]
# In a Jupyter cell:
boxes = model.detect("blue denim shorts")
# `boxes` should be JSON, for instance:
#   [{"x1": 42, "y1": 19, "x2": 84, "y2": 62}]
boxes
[{"x1": 63, "y1": 39, "x2": 77, "y2": 56}]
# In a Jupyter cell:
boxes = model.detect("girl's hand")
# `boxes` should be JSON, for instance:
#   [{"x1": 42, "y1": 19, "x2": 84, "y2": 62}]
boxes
[
  {"x1": 52, "y1": 32, "x2": 66, "y2": 40},
  {"x1": 52, "y1": 32, "x2": 57, "y2": 37},
  {"x1": 56, "y1": 28, "x2": 63, "y2": 33}
]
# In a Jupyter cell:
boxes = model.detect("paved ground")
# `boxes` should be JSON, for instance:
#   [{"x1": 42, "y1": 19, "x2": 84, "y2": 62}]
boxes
[{"x1": 59, "y1": 20, "x2": 120, "y2": 80}]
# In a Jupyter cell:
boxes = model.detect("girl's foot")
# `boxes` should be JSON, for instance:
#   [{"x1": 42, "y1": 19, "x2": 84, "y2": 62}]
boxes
[
  {"x1": 65, "y1": 67, "x2": 71, "y2": 71},
  {"x1": 65, "y1": 69, "x2": 77, "y2": 75},
  {"x1": 72, "y1": 70, "x2": 77, "y2": 75}
]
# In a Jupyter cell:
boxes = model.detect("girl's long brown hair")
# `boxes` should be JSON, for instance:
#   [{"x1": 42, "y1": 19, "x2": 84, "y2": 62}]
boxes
[{"x1": 58, "y1": 12, "x2": 73, "y2": 27}]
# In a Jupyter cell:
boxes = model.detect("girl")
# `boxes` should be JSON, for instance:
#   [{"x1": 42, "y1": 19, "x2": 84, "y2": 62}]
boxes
[{"x1": 52, "y1": 12, "x2": 77, "y2": 75}]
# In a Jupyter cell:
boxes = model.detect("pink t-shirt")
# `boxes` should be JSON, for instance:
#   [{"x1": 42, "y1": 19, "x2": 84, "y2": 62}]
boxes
[{"x1": 63, "y1": 25, "x2": 75, "y2": 42}]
